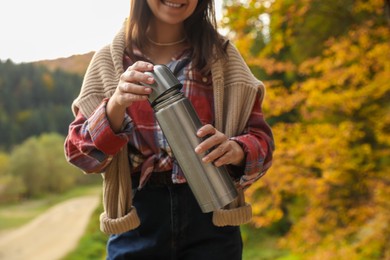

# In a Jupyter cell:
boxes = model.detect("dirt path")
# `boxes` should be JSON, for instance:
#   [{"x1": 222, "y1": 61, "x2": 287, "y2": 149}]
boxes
[{"x1": 0, "y1": 195, "x2": 100, "y2": 260}]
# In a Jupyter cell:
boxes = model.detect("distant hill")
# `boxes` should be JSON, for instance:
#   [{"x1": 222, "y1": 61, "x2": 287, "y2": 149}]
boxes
[
  {"x1": 34, "y1": 52, "x2": 94, "y2": 75},
  {"x1": 0, "y1": 59, "x2": 84, "y2": 150}
]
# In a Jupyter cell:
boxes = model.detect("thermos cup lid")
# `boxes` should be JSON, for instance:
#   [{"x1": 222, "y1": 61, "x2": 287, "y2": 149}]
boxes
[{"x1": 143, "y1": 65, "x2": 183, "y2": 104}]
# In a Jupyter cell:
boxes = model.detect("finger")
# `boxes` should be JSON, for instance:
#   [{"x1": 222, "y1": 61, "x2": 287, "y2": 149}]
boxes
[
  {"x1": 122, "y1": 70, "x2": 154, "y2": 85},
  {"x1": 196, "y1": 124, "x2": 216, "y2": 138},
  {"x1": 195, "y1": 124, "x2": 220, "y2": 153},
  {"x1": 195, "y1": 132, "x2": 227, "y2": 155},
  {"x1": 128, "y1": 61, "x2": 154, "y2": 72},
  {"x1": 202, "y1": 141, "x2": 229, "y2": 164},
  {"x1": 121, "y1": 92, "x2": 149, "y2": 103},
  {"x1": 120, "y1": 82, "x2": 152, "y2": 95},
  {"x1": 213, "y1": 150, "x2": 233, "y2": 167},
  {"x1": 218, "y1": 140, "x2": 245, "y2": 166}
]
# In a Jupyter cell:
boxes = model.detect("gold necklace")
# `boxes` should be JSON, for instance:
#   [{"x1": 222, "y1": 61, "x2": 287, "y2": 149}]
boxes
[{"x1": 147, "y1": 36, "x2": 187, "y2": 46}]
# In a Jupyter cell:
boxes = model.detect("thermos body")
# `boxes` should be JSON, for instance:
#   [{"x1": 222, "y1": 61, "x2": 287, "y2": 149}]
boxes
[
  {"x1": 155, "y1": 93, "x2": 238, "y2": 212},
  {"x1": 143, "y1": 64, "x2": 238, "y2": 213}
]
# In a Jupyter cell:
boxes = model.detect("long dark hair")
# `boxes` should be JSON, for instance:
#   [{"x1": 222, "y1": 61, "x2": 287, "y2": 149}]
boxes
[{"x1": 126, "y1": 0, "x2": 226, "y2": 72}]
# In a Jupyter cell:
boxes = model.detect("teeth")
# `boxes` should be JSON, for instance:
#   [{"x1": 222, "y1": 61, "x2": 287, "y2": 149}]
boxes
[{"x1": 164, "y1": 1, "x2": 182, "y2": 8}]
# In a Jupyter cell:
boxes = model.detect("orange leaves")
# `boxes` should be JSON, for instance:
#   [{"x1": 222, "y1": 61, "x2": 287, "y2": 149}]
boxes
[
  {"x1": 297, "y1": 24, "x2": 390, "y2": 120},
  {"x1": 248, "y1": 57, "x2": 296, "y2": 75},
  {"x1": 262, "y1": 82, "x2": 305, "y2": 117},
  {"x1": 246, "y1": 179, "x2": 284, "y2": 227},
  {"x1": 222, "y1": 0, "x2": 390, "y2": 258},
  {"x1": 353, "y1": 0, "x2": 385, "y2": 14}
]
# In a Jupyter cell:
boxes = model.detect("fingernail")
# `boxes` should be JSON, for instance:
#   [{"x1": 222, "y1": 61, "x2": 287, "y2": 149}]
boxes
[
  {"x1": 147, "y1": 76, "x2": 154, "y2": 83},
  {"x1": 202, "y1": 156, "x2": 210, "y2": 163},
  {"x1": 195, "y1": 146, "x2": 201, "y2": 153}
]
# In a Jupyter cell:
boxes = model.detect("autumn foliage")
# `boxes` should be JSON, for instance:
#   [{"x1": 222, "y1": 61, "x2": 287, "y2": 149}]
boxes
[{"x1": 223, "y1": 0, "x2": 390, "y2": 258}]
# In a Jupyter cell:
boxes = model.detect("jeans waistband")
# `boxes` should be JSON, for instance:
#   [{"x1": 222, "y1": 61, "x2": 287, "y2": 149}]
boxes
[{"x1": 132, "y1": 171, "x2": 174, "y2": 188}]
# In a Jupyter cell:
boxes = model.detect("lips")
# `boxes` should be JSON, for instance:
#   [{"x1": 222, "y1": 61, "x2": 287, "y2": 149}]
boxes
[{"x1": 162, "y1": 0, "x2": 184, "y2": 8}]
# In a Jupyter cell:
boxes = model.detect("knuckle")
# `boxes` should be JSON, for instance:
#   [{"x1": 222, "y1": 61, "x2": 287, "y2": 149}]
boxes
[
  {"x1": 120, "y1": 73, "x2": 127, "y2": 81},
  {"x1": 210, "y1": 135, "x2": 219, "y2": 144},
  {"x1": 132, "y1": 61, "x2": 140, "y2": 67},
  {"x1": 133, "y1": 61, "x2": 146, "y2": 68},
  {"x1": 128, "y1": 83, "x2": 134, "y2": 92},
  {"x1": 121, "y1": 83, "x2": 130, "y2": 92}
]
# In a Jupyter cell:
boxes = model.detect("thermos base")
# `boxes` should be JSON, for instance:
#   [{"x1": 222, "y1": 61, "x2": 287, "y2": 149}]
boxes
[{"x1": 198, "y1": 190, "x2": 238, "y2": 213}]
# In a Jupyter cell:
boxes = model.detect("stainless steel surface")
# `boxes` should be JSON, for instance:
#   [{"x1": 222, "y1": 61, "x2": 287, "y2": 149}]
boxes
[
  {"x1": 144, "y1": 65, "x2": 238, "y2": 213},
  {"x1": 144, "y1": 65, "x2": 182, "y2": 104},
  {"x1": 155, "y1": 95, "x2": 238, "y2": 212}
]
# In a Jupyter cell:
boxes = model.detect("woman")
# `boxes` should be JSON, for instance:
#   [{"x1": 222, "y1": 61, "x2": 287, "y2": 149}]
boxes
[{"x1": 65, "y1": 0, "x2": 274, "y2": 259}]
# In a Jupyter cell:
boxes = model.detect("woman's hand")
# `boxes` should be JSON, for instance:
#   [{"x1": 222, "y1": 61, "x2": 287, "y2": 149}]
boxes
[
  {"x1": 195, "y1": 124, "x2": 245, "y2": 167},
  {"x1": 110, "y1": 61, "x2": 154, "y2": 109},
  {"x1": 107, "y1": 61, "x2": 154, "y2": 132}
]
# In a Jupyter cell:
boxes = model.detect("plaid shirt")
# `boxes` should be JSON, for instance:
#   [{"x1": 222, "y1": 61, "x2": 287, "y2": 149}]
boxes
[{"x1": 65, "y1": 50, "x2": 274, "y2": 189}]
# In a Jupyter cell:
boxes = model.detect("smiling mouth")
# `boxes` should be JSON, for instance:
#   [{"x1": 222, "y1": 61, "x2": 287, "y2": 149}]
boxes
[{"x1": 162, "y1": 0, "x2": 184, "y2": 8}]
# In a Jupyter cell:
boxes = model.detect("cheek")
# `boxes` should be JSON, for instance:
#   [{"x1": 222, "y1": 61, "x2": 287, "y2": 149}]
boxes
[
  {"x1": 146, "y1": 0, "x2": 161, "y2": 15},
  {"x1": 188, "y1": 1, "x2": 199, "y2": 14}
]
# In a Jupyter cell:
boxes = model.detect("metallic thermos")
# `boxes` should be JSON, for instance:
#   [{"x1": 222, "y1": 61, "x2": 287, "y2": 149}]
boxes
[{"x1": 143, "y1": 64, "x2": 238, "y2": 213}]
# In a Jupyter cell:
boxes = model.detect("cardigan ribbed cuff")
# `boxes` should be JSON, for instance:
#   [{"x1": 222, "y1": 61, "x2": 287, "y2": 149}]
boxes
[
  {"x1": 100, "y1": 206, "x2": 140, "y2": 235},
  {"x1": 212, "y1": 203, "x2": 252, "y2": 227}
]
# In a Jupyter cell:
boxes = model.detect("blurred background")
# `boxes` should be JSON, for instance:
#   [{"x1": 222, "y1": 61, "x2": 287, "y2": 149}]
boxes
[{"x1": 0, "y1": 0, "x2": 389, "y2": 259}]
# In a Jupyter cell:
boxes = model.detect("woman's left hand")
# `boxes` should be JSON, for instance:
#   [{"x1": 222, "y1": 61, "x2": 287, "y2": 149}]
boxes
[{"x1": 195, "y1": 124, "x2": 244, "y2": 167}]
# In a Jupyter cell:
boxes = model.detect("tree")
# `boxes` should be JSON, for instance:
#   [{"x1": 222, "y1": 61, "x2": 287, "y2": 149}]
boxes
[
  {"x1": 0, "y1": 152, "x2": 26, "y2": 203},
  {"x1": 0, "y1": 60, "x2": 82, "y2": 150},
  {"x1": 223, "y1": 0, "x2": 390, "y2": 258},
  {"x1": 8, "y1": 133, "x2": 85, "y2": 198}
]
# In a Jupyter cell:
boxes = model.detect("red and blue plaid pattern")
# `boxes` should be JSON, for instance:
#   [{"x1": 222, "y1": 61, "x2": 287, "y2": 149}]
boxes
[{"x1": 65, "y1": 51, "x2": 274, "y2": 189}]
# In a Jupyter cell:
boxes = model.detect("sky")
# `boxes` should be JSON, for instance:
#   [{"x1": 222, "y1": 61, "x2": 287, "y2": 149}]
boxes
[{"x1": 0, "y1": 0, "x2": 223, "y2": 63}]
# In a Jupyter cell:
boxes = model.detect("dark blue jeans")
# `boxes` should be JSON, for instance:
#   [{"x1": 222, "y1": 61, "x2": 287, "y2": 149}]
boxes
[{"x1": 106, "y1": 181, "x2": 243, "y2": 260}]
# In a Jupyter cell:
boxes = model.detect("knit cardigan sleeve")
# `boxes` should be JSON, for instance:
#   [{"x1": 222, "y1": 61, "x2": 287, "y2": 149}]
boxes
[
  {"x1": 211, "y1": 41, "x2": 265, "y2": 137},
  {"x1": 70, "y1": 22, "x2": 142, "y2": 235},
  {"x1": 210, "y1": 41, "x2": 270, "y2": 227}
]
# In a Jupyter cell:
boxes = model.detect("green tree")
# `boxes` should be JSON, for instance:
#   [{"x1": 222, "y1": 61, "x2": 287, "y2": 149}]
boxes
[
  {"x1": 8, "y1": 133, "x2": 84, "y2": 198},
  {"x1": 0, "y1": 60, "x2": 82, "y2": 150},
  {"x1": 0, "y1": 152, "x2": 26, "y2": 203}
]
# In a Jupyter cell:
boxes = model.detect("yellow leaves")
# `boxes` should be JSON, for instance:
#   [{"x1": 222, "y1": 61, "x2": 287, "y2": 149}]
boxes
[
  {"x1": 245, "y1": 174, "x2": 284, "y2": 227},
  {"x1": 352, "y1": 208, "x2": 390, "y2": 258},
  {"x1": 353, "y1": 0, "x2": 384, "y2": 14},
  {"x1": 248, "y1": 57, "x2": 296, "y2": 75},
  {"x1": 375, "y1": 110, "x2": 390, "y2": 145},
  {"x1": 250, "y1": 119, "x2": 381, "y2": 243},
  {"x1": 302, "y1": 23, "x2": 388, "y2": 77},
  {"x1": 223, "y1": 0, "x2": 389, "y2": 258},
  {"x1": 0, "y1": 153, "x2": 10, "y2": 176},
  {"x1": 234, "y1": 33, "x2": 256, "y2": 59},
  {"x1": 272, "y1": 122, "x2": 364, "y2": 174},
  {"x1": 296, "y1": 24, "x2": 390, "y2": 120},
  {"x1": 262, "y1": 81, "x2": 305, "y2": 117},
  {"x1": 42, "y1": 72, "x2": 54, "y2": 91}
]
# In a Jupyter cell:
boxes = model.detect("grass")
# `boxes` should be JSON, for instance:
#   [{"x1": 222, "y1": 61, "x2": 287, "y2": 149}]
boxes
[
  {"x1": 61, "y1": 202, "x2": 107, "y2": 260},
  {"x1": 241, "y1": 224, "x2": 295, "y2": 260},
  {"x1": 0, "y1": 185, "x2": 101, "y2": 232}
]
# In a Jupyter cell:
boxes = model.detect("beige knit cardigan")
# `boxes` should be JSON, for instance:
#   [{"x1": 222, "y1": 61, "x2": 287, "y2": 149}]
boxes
[{"x1": 72, "y1": 24, "x2": 265, "y2": 235}]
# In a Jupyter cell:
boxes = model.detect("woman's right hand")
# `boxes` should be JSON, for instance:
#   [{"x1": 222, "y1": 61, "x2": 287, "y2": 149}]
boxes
[
  {"x1": 111, "y1": 61, "x2": 155, "y2": 108},
  {"x1": 107, "y1": 61, "x2": 155, "y2": 132}
]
